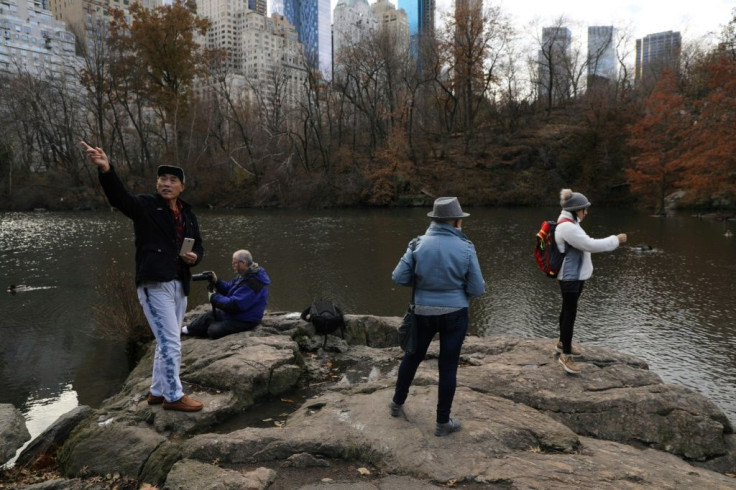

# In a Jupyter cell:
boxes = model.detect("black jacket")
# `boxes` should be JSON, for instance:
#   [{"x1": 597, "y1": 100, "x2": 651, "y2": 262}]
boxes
[{"x1": 99, "y1": 166, "x2": 203, "y2": 295}]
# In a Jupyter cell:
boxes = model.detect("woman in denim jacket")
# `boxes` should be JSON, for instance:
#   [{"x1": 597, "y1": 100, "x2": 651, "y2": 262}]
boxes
[{"x1": 389, "y1": 197, "x2": 486, "y2": 436}]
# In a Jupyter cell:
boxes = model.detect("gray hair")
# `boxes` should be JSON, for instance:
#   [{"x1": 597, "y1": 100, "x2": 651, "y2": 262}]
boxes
[{"x1": 234, "y1": 249, "x2": 253, "y2": 265}]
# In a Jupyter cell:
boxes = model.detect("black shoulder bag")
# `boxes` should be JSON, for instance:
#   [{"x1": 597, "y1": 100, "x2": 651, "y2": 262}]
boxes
[{"x1": 398, "y1": 239, "x2": 419, "y2": 354}]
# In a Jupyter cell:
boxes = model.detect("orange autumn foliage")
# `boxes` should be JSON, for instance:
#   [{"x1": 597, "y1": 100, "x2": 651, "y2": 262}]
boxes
[
  {"x1": 679, "y1": 56, "x2": 736, "y2": 205},
  {"x1": 626, "y1": 71, "x2": 688, "y2": 213}
]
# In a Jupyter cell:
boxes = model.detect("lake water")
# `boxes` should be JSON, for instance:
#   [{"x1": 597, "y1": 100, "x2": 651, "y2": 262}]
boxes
[{"x1": 2, "y1": 207, "x2": 736, "y2": 448}]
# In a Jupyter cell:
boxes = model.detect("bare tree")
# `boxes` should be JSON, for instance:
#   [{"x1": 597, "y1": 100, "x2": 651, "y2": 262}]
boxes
[
  {"x1": 496, "y1": 43, "x2": 534, "y2": 133},
  {"x1": 612, "y1": 23, "x2": 636, "y2": 101},
  {"x1": 720, "y1": 8, "x2": 736, "y2": 60},
  {"x1": 439, "y1": 1, "x2": 514, "y2": 152}
]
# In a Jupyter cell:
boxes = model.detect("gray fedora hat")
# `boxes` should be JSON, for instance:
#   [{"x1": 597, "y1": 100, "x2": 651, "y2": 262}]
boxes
[{"x1": 427, "y1": 197, "x2": 470, "y2": 219}]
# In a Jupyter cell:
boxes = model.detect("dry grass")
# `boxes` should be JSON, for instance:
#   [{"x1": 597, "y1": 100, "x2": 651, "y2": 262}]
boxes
[{"x1": 92, "y1": 268, "x2": 152, "y2": 363}]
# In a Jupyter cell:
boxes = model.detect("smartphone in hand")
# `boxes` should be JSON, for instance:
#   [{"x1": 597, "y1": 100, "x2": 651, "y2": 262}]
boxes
[{"x1": 180, "y1": 237, "x2": 195, "y2": 255}]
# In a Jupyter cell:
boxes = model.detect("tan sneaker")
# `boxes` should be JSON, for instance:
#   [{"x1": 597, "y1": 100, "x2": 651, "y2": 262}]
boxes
[
  {"x1": 555, "y1": 341, "x2": 582, "y2": 357},
  {"x1": 558, "y1": 354, "x2": 581, "y2": 375},
  {"x1": 163, "y1": 395, "x2": 204, "y2": 412}
]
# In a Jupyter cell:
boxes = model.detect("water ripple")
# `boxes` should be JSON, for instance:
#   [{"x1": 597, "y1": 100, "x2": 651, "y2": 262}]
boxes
[{"x1": 2, "y1": 208, "x2": 736, "y2": 427}]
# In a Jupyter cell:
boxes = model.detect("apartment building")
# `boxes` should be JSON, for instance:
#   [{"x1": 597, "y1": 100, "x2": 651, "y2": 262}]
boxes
[
  {"x1": 240, "y1": 11, "x2": 305, "y2": 105},
  {"x1": 333, "y1": 0, "x2": 377, "y2": 62},
  {"x1": 197, "y1": 0, "x2": 306, "y2": 108},
  {"x1": 48, "y1": 0, "x2": 161, "y2": 30},
  {"x1": 635, "y1": 30, "x2": 681, "y2": 83},
  {"x1": 0, "y1": 0, "x2": 77, "y2": 78},
  {"x1": 372, "y1": 0, "x2": 408, "y2": 56}
]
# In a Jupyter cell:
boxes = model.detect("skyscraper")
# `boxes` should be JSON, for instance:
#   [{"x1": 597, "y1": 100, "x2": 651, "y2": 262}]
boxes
[
  {"x1": 635, "y1": 30, "x2": 681, "y2": 84},
  {"x1": 333, "y1": 0, "x2": 377, "y2": 63},
  {"x1": 47, "y1": 0, "x2": 163, "y2": 53},
  {"x1": 371, "y1": 0, "x2": 409, "y2": 55},
  {"x1": 195, "y1": 0, "x2": 306, "y2": 107},
  {"x1": 274, "y1": 0, "x2": 332, "y2": 80},
  {"x1": 587, "y1": 26, "x2": 617, "y2": 83},
  {"x1": 248, "y1": 0, "x2": 266, "y2": 16},
  {"x1": 538, "y1": 26, "x2": 571, "y2": 102},
  {"x1": 398, "y1": 0, "x2": 433, "y2": 55},
  {"x1": 47, "y1": 0, "x2": 164, "y2": 30}
]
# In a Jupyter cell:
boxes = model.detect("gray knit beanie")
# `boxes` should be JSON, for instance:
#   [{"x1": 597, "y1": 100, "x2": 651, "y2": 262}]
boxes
[{"x1": 560, "y1": 188, "x2": 591, "y2": 211}]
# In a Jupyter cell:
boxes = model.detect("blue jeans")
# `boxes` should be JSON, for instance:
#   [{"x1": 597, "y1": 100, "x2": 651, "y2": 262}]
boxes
[
  {"x1": 392, "y1": 308, "x2": 469, "y2": 423},
  {"x1": 137, "y1": 280, "x2": 187, "y2": 403}
]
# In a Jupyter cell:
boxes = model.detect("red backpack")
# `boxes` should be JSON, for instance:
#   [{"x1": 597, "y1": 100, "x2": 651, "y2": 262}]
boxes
[{"x1": 535, "y1": 218, "x2": 574, "y2": 278}]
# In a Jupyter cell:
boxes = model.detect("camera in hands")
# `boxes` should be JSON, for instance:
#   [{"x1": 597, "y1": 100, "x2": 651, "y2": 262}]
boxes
[{"x1": 192, "y1": 271, "x2": 216, "y2": 291}]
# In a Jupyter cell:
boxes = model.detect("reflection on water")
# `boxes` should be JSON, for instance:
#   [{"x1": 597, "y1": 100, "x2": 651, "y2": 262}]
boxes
[
  {"x1": 1, "y1": 208, "x2": 736, "y2": 441},
  {"x1": 3, "y1": 387, "x2": 79, "y2": 467}
]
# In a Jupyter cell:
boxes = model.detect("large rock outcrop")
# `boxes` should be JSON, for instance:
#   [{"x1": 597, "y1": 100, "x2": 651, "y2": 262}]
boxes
[
  {"x1": 457, "y1": 336, "x2": 735, "y2": 469},
  {"x1": 182, "y1": 385, "x2": 734, "y2": 488},
  {"x1": 33, "y1": 312, "x2": 736, "y2": 488},
  {"x1": 0, "y1": 403, "x2": 30, "y2": 465}
]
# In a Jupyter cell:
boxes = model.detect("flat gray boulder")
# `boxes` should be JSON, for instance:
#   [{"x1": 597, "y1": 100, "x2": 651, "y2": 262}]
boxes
[
  {"x1": 16, "y1": 405, "x2": 93, "y2": 469},
  {"x1": 181, "y1": 385, "x2": 736, "y2": 488},
  {"x1": 57, "y1": 423, "x2": 168, "y2": 479},
  {"x1": 47, "y1": 313, "x2": 736, "y2": 488},
  {"x1": 164, "y1": 459, "x2": 276, "y2": 490},
  {"x1": 0, "y1": 403, "x2": 30, "y2": 464},
  {"x1": 455, "y1": 336, "x2": 733, "y2": 467},
  {"x1": 86, "y1": 329, "x2": 303, "y2": 437}
]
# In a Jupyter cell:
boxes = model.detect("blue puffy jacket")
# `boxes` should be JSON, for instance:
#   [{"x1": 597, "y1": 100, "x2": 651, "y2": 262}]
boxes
[
  {"x1": 211, "y1": 267, "x2": 271, "y2": 322},
  {"x1": 392, "y1": 222, "x2": 486, "y2": 308}
]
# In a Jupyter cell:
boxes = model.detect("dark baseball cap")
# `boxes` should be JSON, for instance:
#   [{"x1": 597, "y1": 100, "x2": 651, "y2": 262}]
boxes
[{"x1": 157, "y1": 165, "x2": 185, "y2": 183}]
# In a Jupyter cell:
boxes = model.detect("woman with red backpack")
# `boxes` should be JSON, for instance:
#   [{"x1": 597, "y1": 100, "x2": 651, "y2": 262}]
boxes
[{"x1": 555, "y1": 189, "x2": 627, "y2": 374}]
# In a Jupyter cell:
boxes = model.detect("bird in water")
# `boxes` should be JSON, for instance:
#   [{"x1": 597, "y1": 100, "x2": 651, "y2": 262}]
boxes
[
  {"x1": 632, "y1": 244, "x2": 653, "y2": 252},
  {"x1": 6, "y1": 284, "x2": 29, "y2": 294}
]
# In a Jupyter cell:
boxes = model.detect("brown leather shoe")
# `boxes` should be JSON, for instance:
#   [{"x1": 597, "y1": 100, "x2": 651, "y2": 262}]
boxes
[
  {"x1": 163, "y1": 395, "x2": 203, "y2": 412},
  {"x1": 147, "y1": 393, "x2": 164, "y2": 405}
]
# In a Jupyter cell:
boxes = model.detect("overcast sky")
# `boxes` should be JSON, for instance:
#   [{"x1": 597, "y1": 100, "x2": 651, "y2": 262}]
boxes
[
  {"x1": 328, "y1": 0, "x2": 734, "y2": 43},
  {"x1": 491, "y1": 0, "x2": 734, "y2": 41}
]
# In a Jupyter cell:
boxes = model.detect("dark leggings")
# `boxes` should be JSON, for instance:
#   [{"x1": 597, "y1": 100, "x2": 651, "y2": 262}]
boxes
[
  {"x1": 558, "y1": 280, "x2": 585, "y2": 355},
  {"x1": 392, "y1": 308, "x2": 468, "y2": 424},
  {"x1": 188, "y1": 310, "x2": 258, "y2": 339}
]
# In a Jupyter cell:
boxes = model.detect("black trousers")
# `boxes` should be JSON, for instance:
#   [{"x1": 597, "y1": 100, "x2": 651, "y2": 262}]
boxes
[
  {"x1": 392, "y1": 308, "x2": 469, "y2": 424},
  {"x1": 187, "y1": 310, "x2": 258, "y2": 339},
  {"x1": 558, "y1": 280, "x2": 585, "y2": 355}
]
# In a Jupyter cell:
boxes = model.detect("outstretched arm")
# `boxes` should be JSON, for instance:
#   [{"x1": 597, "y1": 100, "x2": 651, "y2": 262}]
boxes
[
  {"x1": 81, "y1": 141, "x2": 110, "y2": 173},
  {"x1": 81, "y1": 141, "x2": 142, "y2": 219},
  {"x1": 562, "y1": 224, "x2": 621, "y2": 253}
]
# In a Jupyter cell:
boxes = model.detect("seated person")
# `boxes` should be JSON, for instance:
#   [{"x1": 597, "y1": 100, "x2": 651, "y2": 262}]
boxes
[{"x1": 183, "y1": 249, "x2": 270, "y2": 339}]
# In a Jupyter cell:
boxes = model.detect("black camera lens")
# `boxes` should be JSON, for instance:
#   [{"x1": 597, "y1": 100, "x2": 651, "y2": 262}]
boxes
[{"x1": 192, "y1": 271, "x2": 212, "y2": 281}]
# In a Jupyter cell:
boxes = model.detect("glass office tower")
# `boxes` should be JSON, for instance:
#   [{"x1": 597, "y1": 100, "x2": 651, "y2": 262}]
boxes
[
  {"x1": 635, "y1": 30, "x2": 681, "y2": 84},
  {"x1": 588, "y1": 26, "x2": 618, "y2": 82},
  {"x1": 398, "y1": 0, "x2": 433, "y2": 57},
  {"x1": 276, "y1": 0, "x2": 332, "y2": 80}
]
